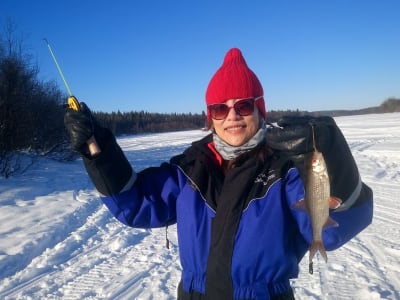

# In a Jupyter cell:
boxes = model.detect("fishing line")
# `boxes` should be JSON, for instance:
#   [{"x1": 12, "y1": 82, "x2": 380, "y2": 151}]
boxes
[
  {"x1": 43, "y1": 38, "x2": 79, "y2": 111},
  {"x1": 43, "y1": 38, "x2": 73, "y2": 97}
]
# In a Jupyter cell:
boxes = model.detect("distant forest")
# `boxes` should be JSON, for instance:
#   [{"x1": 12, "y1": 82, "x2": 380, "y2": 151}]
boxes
[
  {"x1": 1, "y1": 20, "x2": 399, "y2": 177},
  {"x1": 93, "y1": 98, "x2": 400, "y2": 134},
  {"x1": 264, "y1": 97, "x2": 400, "y2": 123},
  {"x1": 94, "y1": 110, "x2": 207, "y2": 136}
]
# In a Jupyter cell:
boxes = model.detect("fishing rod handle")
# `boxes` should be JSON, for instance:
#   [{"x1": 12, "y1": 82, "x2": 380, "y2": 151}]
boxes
[
  {"x1": 68, "y1": 96, "x2": 80, "y2": 111},
  {"x1": 87, "y1": 136, "x2": 101, "y2": 156}
]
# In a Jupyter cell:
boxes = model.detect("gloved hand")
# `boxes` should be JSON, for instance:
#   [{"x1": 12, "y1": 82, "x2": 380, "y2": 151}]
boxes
[
  {"x1": 266, "y1": 115, "x2": 362, "y2": 207},
  {"x1": 64, "y1": 102, "x2": 97, "y2": 153}
]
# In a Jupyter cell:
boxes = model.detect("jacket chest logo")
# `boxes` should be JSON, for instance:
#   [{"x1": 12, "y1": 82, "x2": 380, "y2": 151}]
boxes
[{"x1": 255, "y1": 170, "x2": 276, "y2": 186}]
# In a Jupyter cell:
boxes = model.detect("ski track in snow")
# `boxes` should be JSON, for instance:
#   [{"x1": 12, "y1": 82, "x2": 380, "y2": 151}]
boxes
[{"x1": 1, "y1": 114, "x2": 399, "y2": 299}]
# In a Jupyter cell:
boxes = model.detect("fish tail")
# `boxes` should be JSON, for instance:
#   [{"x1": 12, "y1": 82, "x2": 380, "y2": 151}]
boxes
[{"x1": 309, "y1": 241, "x2": 328, "y2": 263}]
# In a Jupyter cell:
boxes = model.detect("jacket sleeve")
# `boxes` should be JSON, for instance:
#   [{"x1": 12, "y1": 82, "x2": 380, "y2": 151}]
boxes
[
  {"x1": 81, "y1": 128, "x2": 184, "y2": 228},
  {"x1": 284, "y1": 168, "x2": 373, "y2": 251},
  {"x1": 271, "y1": 116, "x2": 374, "y2": 250},
  {"x1": 325, "y1": 182, "x2": 373, "y2": 249},
  {"x1": 267, "y1": 116, "x2": 365, "y2": 208},
  {"x1": 100, "y1": 163, "x2": 183, "y2": 228}
]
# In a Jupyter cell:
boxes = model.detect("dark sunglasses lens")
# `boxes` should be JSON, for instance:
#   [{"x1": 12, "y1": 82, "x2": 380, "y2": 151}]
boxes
[
  {"x1": 209, "y1": 98, "x2": 255, "y2": 119},
  {"x1": 210, "y1": 104, "x2": 229, "y2": 119},
  {"x1": 235, "y1": 99, "x2": 255, "y2": 116}
]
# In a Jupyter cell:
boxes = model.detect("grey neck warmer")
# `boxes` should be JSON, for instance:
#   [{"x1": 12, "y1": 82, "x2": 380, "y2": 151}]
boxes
[{"x1": 213, "y1": 123, "x2": 266, "y2": 160}]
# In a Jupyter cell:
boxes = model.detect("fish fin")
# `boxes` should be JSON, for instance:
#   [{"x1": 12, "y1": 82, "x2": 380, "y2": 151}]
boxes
[
  {"x1": 328, "y1": 196, "x2": 342, "y2": 209},
  {"x1": 319, "y1": 242, "x2": 328, "y2": 263},
  {"x1": 309, "y1": 241, "x2": 328, "y2": 264},
  {"x1": 291, "y1": 199, "x2": 307, "y2": 211},
  {"x1": 324, "y1": 216, "x2": 339, "y2": 228},
  {"x1": 309, "y1": 242, "x2": 317, "y2": 263}
]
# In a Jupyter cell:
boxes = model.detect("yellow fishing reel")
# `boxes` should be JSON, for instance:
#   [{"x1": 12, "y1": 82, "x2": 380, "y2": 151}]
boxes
[{"x1": 67, "y1": 96, "x2": 80, "y2": 111}]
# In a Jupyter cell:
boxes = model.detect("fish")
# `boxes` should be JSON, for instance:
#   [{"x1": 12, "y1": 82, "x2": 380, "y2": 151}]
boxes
[{"x1": 292, "y1": 125, "x2": 342, "y2": 274}]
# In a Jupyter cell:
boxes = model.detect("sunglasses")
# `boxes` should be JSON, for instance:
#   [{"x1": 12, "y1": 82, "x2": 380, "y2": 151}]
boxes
[{"x1": 207, "y1": 96, "x2": 262, "y2": 120}]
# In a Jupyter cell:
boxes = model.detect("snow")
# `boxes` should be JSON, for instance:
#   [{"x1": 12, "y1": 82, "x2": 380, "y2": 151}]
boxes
[{"x1": 1, "y1": 113, "x2": 399, "y2": 300}]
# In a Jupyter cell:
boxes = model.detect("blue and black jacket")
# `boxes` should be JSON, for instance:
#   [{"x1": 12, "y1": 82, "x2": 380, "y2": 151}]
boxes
[{"x1": 83, "y1": 130, "x2": 373, "y2": 300}]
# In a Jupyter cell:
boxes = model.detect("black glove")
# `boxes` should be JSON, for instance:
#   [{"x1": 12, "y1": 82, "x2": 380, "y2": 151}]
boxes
[
  {"x1": 266, "y1": 115, "x2": 362, "y2": 207},
  {"x1": 64, "y1": 102, "x2": 97, "y2": 153},
  {"x1": 64, "y1": 101, "x2": 133, "y2": 196}
]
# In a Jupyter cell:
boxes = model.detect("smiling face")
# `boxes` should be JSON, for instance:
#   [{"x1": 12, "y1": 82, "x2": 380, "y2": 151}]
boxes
[{"x1": 210, "y1": 98, "x2": 262, "y2": 146}]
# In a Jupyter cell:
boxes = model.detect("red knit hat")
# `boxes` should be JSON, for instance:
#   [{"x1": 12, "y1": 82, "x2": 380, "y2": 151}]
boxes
[{"x1": 206, "y1": 48, "x2": 266, "y2": 120}]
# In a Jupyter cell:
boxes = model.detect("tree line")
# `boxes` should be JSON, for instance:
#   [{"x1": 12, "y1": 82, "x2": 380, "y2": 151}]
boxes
[
  {"x1": 0, "y1": 22, "x2": 69, "y2": 177},
  {"x1": 94, "y1": 110, "x2": 206, "y2": 136}
]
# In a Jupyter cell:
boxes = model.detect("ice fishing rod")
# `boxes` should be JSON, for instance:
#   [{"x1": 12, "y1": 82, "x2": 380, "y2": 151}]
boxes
[
  {"x1": 44, "y1": 38, "x2": 101, "y2": 155},
  {"x1": 43, "y1": 38, "x2": 80, "y2": 111}
]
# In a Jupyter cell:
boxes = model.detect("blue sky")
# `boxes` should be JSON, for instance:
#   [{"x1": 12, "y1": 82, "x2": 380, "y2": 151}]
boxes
[{"x1": 2, "y1": 0, "x2": 399, "y2": 114}]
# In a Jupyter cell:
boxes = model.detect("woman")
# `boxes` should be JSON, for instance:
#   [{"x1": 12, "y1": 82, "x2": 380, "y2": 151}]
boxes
[{"x1": 64, "y1": 48, "x2": 373, "y2": 299}]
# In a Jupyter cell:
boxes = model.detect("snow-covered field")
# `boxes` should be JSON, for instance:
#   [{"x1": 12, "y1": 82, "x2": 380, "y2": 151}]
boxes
[{"x1": 0, "y1": 113, "x2": 399, "y2": 300}]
